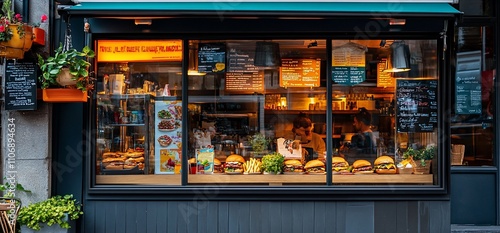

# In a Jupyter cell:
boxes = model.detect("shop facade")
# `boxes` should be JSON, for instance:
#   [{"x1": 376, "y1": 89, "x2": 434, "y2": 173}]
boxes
[
  {"x1": 46, "y1": 1, "x2": 460, "y2": 232},
  {"x1": 12, "y1": 0, "x2": 500, "y2": 232}
]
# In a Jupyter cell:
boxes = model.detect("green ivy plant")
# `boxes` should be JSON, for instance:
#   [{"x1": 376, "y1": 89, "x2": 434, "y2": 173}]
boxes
[
  {"x1": 38, "y1": 43, "x2": 96, "y2": 92},
  {"x1": 17, "y1": 194, "x2": 83, "y2": 231},
  {"x1": 0, "y1": 179, "x2": 31, "y2": 198},
  {"x1": 261, "y1": 152, "x2": 285, "y2": 174}
]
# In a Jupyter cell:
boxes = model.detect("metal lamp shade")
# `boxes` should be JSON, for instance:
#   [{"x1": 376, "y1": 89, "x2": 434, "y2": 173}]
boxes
[
  {"x1": 254, "y1": 42, "x2": 281, "y2": 67},
  {"x1": 384, "y1": 41, "x2": 411, "y2": 72}
]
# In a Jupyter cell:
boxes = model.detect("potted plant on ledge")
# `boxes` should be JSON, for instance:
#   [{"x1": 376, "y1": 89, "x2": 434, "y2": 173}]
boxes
[
  {"x1": 0, "y1": 0, "x2": 33, "y2": 59},
  {"x1": 17, "y1": 194, "x2": 83, "y2": 233},
  {"x1": 38, "y1": 43, "x2": 95, "y2": 102}
]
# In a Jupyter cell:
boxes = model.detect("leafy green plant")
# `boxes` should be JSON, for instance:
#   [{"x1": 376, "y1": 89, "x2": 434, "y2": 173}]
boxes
[
  {"x1": 249, "y1": 133, "x2": 269, "y2": 153},
  {"x1": 402, "y1": 147, "x2": 420, "y2": 160},
  {"x1": 261, "y1": 152, "x2": 285, "y2": 174},
  {"x1": 38, "y1": 43, "x2": 96, "y2": 92},
  {"x1": 415, "y1": 146, "x2": 436, "y2": 166},
  {"x1": 18, "y1": 194, "x2": 83, "y2": 231},
  {"x1": 0, "y1": 179, "x2": 31, "y2": 197}
]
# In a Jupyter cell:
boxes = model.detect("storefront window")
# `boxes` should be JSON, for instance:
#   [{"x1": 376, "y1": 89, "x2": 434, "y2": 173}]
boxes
[
  {"x1": 451, "y1": 26, "x2": 495, "y2": 166},
  {"x1": 93, "y1": 38, "x2": 442, "y2": 187}
]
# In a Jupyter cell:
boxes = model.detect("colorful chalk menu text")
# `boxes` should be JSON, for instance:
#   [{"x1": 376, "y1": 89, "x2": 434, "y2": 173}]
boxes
[
  {"x1": 279, "y1": 58, "x2": 321, "y2": 87},
  {"x1": 396, "y1": 79, "x2": 437, "y2": 132}
]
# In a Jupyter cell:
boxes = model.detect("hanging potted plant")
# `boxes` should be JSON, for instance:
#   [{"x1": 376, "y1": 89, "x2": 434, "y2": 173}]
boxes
[
  {"x1": 32, "y1": 14, "x2": 48, "y2": 46},
  {"x1": 38, "y1": 43, "x2": 95, "y2": 102},
  {"x1": 17, "y1": 194, "x2": 83, "y2": 233},
  {"x1": 0, "y1": 0, "x2": 33, "y2": 59}
]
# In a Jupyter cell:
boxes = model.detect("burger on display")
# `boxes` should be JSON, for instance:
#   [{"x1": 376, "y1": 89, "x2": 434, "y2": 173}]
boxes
[
  {"x1": 283, "y1": 159, "x2": 305, "y2": 174},
  {"x1": 352, "y1": 159, "x2": 373, "y2": 174},
  {"x1": 213, "y1": 158, "x2": 224, "y2": 173},
  {"x1": 224, "y1": 154, "x2": 245, "y2": 174},
  {"x1": 374, "y1": 156, "x2": 397, "y2": 174},
  {"x1": 331, "y1": 156, "x2": 350, "y2": 174},
  {"x1": 304, "y1": 159, "x2": 325, "y2": 174}
]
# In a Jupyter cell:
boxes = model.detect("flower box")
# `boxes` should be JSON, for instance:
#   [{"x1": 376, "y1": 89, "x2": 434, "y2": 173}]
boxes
[
  {"x1": 42, "y1": 89, "x2": 88, "y2": 103},
  {"x1": 33, "y1": 27, "x2": 45, "y2": 46}
]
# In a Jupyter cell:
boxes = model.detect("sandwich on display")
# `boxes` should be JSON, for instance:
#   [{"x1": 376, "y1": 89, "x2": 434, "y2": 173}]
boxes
[
  {"x1": 283, "y1": 159, "x2": 305, "y2": 174},
  {"x1": 331, "y1": 156, "x2": 350, "y2": 174},
  {"x1": 352, "y1": 159, "x2": 373, "y2": 174},
  {"x1": 374, "y1": 156, "x2": 397, "y2": 174},
  {"x1": 304, "y1": 159, "x2": 326, "y2": 174}
]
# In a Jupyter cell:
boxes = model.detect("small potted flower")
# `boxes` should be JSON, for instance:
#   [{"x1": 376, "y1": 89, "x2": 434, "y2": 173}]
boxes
[
  {"x1": 17, "y1": 194, "x2": 83, "y2": 232},
  {"x1": 38, "y1": 43, "x2": 95, "y2": 102},
  {"x1": 32, "y1": 14, "x2": 48, "y2": 46},
  {"x1": 0, "y1": 0, "x2": 33, "y2": 59}
]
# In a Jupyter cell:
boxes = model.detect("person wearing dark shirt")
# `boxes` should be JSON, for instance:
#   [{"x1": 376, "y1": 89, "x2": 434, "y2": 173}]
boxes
[{"x1": 349, "y1": 107, "x2": 377, "y2": 156}]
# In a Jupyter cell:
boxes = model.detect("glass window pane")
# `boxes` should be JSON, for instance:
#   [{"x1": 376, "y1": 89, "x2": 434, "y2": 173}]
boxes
[
  {"x1": 94, "y1": 39, "x2": 183, "y2": 185},
  {"x1": 452, "y1": 26, "x2": 495, "y2": 166}
]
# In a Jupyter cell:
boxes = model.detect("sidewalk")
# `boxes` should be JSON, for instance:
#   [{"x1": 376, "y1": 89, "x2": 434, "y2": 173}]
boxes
[{"x1": 452, "y1": 224, "x2": 500, "y2": 232}]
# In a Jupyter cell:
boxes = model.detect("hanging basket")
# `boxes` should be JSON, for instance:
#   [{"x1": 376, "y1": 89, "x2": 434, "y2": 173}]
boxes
[
  {"x1": 42, "y1": 89, "x2": 88, "y2": 103},
  {"x1": 56, "y1": 68, "x2": 78, "y2": 87},
  {"x1": 32, "y1": 27, "x2": 45, "y2": 46},
  {"x1": 0, "y1": 24, "x2": 34, "y2": 59}
]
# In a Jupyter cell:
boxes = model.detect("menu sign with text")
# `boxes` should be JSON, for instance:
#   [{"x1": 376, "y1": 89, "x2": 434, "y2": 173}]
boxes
[
  {"x1": 332, "y1": 43, "x2": 366, "y2": 85},
  {"x1": 455, "y1": 51, "x2": 482, "y2": 114},
  {"x1": 226, "y1": 42, "x2": 264, "y2": 92},
  {"x1": 396, "y1": 79, "x2": 437, "y2": 132},
  {"x1": 5, "y1": 61, "x2": 37, "y2": 110},
  {"x1": 279, "y1": 58, "x2": 321, "y2": 87},
  {"x1": 198, "y1": 43, "x2": 226, "y2": 73},
  {"x1": 377, "y1": 59, "x2": 394, "y2": 88}
]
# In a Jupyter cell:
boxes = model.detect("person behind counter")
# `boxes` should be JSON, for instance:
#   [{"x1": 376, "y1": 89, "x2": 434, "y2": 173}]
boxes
[
  {"x1": 291, "y1": 113, "x2": 326, "y2": 163},
  {"x1": 349, "y1": 107, "x2": 377, "y2": 155}
]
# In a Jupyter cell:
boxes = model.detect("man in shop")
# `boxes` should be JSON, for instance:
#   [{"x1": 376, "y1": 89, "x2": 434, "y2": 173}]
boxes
[
  {"x1": 348, "y1": 107, "x2": 377, "y2": 156},
  {"x1": 291, "y1": 113, "x2": 326, "y2": 163}
]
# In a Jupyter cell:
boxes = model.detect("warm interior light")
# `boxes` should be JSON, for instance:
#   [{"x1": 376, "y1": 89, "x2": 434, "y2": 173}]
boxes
[
  {"x1": 134, "y1": 19, "x2": 152, "y2": 25},
  {"x1": 187, "y1": 43, "x2": 206, "y2": 76}
]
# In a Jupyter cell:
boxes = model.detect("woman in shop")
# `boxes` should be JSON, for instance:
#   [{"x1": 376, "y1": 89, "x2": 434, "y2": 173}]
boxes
[{"x1": 290, "y1": 113, "x2": 326, "y2": 163}]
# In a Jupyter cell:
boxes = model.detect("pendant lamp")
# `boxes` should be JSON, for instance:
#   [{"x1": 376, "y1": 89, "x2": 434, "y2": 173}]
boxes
[
  {"x1": 383, "y1": 41, "x2": 411, "y2": 73},
  {"x1": 254, "y1": 41, "x2": 281, "y2": 67}
]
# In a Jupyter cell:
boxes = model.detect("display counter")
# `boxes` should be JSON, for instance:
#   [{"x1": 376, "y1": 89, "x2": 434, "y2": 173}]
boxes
[{"x1": 96, "y1": 174, "x2": 432, "y2": 185}]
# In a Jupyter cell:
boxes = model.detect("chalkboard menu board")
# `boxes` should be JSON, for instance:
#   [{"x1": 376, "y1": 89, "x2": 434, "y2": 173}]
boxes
[
  {"x1": 396, "y1": 79, "x2": 437, "y2": 132},
  {"x1": 198, "y1": 43, "x2": 226, "y2": 73},
  {"x1": 455, "y1": 51, "x2": 482, "y2": 114},
  {"x1": 376, "y1": 59, "x2": 394, "y2": 88},
  {"x1": 5, "y1": 61, "x2": 37, "y2": 110},
  {"x1": 279, "y1": 58, "x2": 320, "y2": 87},
  {"x1": 225, "y1": 42, "x2": 264, "y2": 92}
]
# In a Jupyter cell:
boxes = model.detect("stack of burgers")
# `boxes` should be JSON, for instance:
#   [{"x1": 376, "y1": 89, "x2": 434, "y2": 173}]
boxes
[{"x1": 101, "y1": 151, "x2": 145, "y2": 170}]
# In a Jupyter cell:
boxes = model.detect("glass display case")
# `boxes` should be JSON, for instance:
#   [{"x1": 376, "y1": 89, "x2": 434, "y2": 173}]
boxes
[{"x1": 96, "y1": 94, "x2": 152, "y2": 174}]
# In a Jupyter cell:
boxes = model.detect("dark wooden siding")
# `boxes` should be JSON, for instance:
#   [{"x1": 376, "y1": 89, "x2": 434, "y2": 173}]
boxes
[{"x1": 83, "y1": 200, "x2": 449, "y2": 233}]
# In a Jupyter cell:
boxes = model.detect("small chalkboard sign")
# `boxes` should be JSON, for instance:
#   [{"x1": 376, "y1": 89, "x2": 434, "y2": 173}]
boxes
[
  {"x1": 225, "y1": 42, "x2": 264, "y2": 92},
  {"x1": 5, "y1": 60, "x2": 37, "y2": 110},
  {"x1": 198, "y1": 43, "x2": 226, "y2": 73},
  {"x1": 396, "y1": 79, "x2": 437, "y2": 132}
]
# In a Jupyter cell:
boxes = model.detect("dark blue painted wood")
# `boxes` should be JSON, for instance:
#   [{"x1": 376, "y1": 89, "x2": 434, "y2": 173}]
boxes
[
  {"x1": 451, "y1": 173, "x2": 496, "y2": 224},
  {"x1": 345, "y1": 202, "x2": 374, "y2": 233},
  {"x1": 83, "y1": 200, "x2": 450, "y2": 233}
]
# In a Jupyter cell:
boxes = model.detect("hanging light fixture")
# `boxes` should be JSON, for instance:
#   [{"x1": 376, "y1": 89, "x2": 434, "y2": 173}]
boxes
[
  {"x1": 383, "y1": 41, "x2": 411, "y2": 73},
  {"x1": 254, "y1": 41, "x2": 281, "y2": 67}
]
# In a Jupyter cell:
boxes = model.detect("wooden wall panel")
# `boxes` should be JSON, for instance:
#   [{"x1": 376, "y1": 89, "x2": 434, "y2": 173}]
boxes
[{"x1": 83, "y1": 200, "x2": 450, "y2": 233}]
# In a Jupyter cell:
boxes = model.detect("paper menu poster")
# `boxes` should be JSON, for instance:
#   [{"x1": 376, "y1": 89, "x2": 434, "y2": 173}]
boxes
[
  {"x1": 154, "y1": 100, "x2": 182, "y2": 174},
  {"x1": 155, "y1": 149, "x2": 181, "y2": 174},
  {"x1": 277, "y1": 138, "x2": 302, "y2": 160},
  {"x1": 196, "y1": 147, "x2": 214, "y2": 174}
]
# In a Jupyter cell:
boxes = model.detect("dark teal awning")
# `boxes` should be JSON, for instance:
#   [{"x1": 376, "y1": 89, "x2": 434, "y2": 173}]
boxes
[{"x1": 65, "y1": 2, "x2": 461, "y2": 17}]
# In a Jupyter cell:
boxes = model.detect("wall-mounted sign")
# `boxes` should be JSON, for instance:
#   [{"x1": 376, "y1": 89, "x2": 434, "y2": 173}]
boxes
[
  {"x1": 396, "y1": 79, "x2": 437, "y2": 132},
  {"x1": 226, "y1": 42, "x2": 264, "y2": 92},
  {"x1": 455, "y1": 51, "x2": 482, "y2": 114},
  {"x1": 377, "y1": 59, "x2": 394, "y2": 88},
  {"x1": 97, "y1": 40, "x2": 182, "y2": 62},
  {"x1": 279, "y1": 58, "x2": 321, "y2": 87},
  {"x1": 5, "y1": 61, "x2": 37, "y2": 110},
  {"x1": 332, "y1": 43, "x2": 366, "y2": 85},
  {"x1": 198, "y1": 43, "x2": 226, "y2": 73}
]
